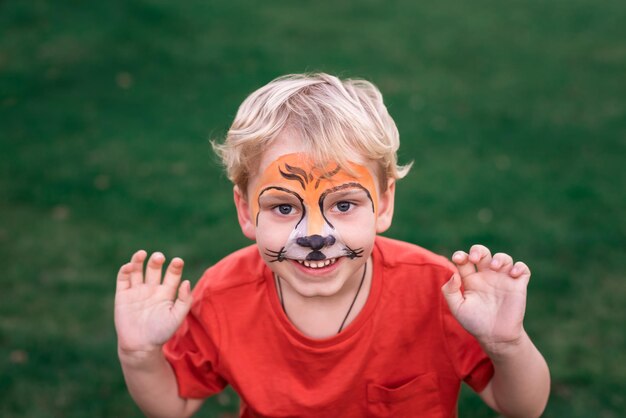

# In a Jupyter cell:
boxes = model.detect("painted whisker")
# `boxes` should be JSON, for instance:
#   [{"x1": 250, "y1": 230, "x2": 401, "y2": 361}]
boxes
[
  {"x1": 265, "y1": 247, "x2": 287, "y2": 262},
  {"x1": 343, "y1": 246, "x2": 364, "y2": 259}
]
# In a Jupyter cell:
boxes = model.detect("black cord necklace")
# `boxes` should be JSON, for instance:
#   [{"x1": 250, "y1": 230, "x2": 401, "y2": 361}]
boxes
[{"x1": 276, "y1": 262, "x2": 368, "y2": 334}]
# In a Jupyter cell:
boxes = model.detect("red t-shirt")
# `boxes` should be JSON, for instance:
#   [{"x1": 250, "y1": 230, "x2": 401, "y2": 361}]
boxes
[{"x1": 163, "y1": 236, "x2": 494, "y2": 417}]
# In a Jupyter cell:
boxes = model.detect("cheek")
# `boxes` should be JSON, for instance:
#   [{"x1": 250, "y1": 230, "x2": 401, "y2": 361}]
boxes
[
  {"x1": 256, "y1": 214, "x2": 298, "y2": 248},
  {"x1": 331, "y1": 210, "x2": 377, "y2": 245}
]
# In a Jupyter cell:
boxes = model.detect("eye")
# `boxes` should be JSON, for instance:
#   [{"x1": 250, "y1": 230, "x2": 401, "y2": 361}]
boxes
[
  {"x1": 275, "y1": 204, "x2": 293, "y2": 215},
  {"x1": 335, "y1": 201, "x2": 352, "y2": 212}
]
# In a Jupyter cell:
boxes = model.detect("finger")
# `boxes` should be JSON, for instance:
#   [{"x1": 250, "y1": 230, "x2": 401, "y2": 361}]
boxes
[
  {"x1": 510, "y1": 261, "x2": 531, "y2": 282},
  {"x1": 171, "y1": 280, "x2": 193, "y2": 321},
  {"x1": 145, "y1": 252, "x2": 166, "y2": 285},
  {"x1": 441, "y1": 273, "x2": 464, "y2": 315},
  {"x1": 489, "y1": 252, "x2": 514, "y2": 273},
  {"x1": 162, "y1": 257, "x2": 185, "y2": 299},
  {"x1": 130, "y1": 250, "x2": 147, "y2": 287},
  {"x1": 116, "y1": 263, "x2": 133, "y2": 292},
  {"x1": 469, "y1": 244, "x2": 492, "y2": 271},
  {"x1": 452, "y1": 251, "x2": 476, "y2": 278}
]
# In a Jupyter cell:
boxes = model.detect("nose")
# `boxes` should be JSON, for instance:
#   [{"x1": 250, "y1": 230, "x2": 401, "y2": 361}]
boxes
[{"x1": 296, "y1": 234, "x2": 336, "y2": 251}]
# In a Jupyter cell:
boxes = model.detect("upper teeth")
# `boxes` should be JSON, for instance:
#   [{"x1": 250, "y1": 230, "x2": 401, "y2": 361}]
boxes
[{"x1": 297, "y1": 258, "x2": 337, "y2": 269}]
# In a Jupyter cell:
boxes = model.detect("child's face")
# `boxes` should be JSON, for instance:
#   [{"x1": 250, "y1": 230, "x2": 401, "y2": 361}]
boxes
[{"x1": 234, "y1": 132, "x2": 395, "y2": 298}]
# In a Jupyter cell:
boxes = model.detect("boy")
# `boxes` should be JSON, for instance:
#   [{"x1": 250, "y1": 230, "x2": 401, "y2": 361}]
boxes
[{"x1": 115, "y1": 73, "x2": 550, "y2": 417}]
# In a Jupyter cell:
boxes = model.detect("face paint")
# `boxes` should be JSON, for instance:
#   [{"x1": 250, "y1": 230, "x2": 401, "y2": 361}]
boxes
[{"x1": 252, "y1": 153, "x2": 378, "y2": 263}]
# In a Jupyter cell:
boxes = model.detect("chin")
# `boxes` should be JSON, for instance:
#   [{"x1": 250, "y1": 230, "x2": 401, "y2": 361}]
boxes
[{"x1": 290, "y1": 279, "x2": 346, "y2": 298}]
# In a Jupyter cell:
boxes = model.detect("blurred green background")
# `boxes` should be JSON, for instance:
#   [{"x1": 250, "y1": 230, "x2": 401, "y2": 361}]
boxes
[{"x1": 1, "y1": 0, "x2": 624, "y2": 416}]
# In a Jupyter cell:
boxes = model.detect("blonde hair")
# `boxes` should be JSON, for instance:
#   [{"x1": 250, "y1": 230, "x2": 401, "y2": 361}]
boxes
[{"x1": 212, "y1": 73, "x2": 412, "y2": 192}]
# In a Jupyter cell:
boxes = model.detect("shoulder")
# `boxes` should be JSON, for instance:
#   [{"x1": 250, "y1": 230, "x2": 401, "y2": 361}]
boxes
[
  {"x1": 375, "y1": 235, "x2": 454, "y2": 270},
  {"x1": 374, "y1": 236, "x2": 455, "y2": 281},
  {"x1": 192, "y1": 244, "x2": 265, "y2": 297}
]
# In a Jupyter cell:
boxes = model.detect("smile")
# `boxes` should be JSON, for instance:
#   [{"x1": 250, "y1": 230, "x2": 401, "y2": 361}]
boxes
[{"x1": 295, "y1": 257, "x2": 339, "y2": 269}]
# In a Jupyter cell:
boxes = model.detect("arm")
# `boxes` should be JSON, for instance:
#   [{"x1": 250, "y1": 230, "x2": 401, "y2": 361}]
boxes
[
  {"x1": 115, "y1": 251, "x2": 204, "y2": 418},
  {"x1": 118, "y1": 346, "x2": 203, "y2": 418},
  {"x1": 442, "y1": 245, "x2": 550, "y2": 418},
  {"x1": 478, "y1": 331, "x2": 549, "y2": 418}
]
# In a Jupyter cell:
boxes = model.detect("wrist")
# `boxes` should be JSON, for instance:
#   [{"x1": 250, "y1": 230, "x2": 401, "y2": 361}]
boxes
[
  {"x1": 480, "y1": 329, "x2": 531, "y2": 362},
  {"x1": 118, "y1": 344, "x2": 165, "y2": 370}
]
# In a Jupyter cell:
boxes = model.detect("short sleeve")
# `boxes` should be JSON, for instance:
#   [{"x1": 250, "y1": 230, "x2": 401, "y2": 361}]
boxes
[
  {"x1": 163, "y1": 293, "x2": 227, "y2": 399},
  {"x1": 440, "y1": 292, "x2": 494, "y2": 393}
]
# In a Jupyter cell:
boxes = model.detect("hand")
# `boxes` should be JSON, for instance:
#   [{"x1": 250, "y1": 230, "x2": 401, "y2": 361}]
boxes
[
  {"x1": 442, "y1": 245, "x2": 530, "y2": 354},
  {"x1": 114, "y1": 251, "x2": 193, "y2": 354}
]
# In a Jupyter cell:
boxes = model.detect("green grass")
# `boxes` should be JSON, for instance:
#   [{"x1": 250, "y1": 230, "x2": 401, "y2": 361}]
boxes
[{"x1": 1, "y1": 0, "x2": 625, "y2": 416}]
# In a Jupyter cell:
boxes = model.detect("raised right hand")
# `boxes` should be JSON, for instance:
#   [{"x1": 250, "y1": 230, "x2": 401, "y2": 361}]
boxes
[{"x1": 114, "y1": 250, "x2": 193, "y2": 354}]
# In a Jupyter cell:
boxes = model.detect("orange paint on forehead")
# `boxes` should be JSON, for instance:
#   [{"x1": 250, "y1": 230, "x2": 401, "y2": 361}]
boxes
[{"x1": 252, "y1": 153, "x2": 378, "y2": 233}]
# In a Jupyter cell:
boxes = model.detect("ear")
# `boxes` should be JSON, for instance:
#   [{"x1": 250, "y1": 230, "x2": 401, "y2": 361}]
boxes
[
  {"x1": 375, "y1": 179, "x2": 396, "y2": 233},
  {"x1": 233, "y1": 185, "x2": 256, "y2": 240}
]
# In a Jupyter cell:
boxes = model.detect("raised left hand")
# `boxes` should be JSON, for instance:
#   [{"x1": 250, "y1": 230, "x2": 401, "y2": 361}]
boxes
[{"x1": 442, "y1": 244, "x2": 531, "y2": 353}]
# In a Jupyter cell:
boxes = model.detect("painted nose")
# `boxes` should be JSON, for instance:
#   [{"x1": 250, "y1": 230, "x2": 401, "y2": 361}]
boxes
[{"x1": 296, "y1": 234, "x2": 336, "y2": 251}]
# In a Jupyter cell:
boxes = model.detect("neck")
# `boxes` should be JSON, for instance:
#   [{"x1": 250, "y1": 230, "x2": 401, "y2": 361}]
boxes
[{"x1": 275, "y1": 256, "x2": 373, "y2": 338}]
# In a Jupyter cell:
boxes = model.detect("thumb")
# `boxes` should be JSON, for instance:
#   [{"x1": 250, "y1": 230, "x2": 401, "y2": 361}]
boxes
[
  {"x1": 171, "y1": 280, "x2": 193, "y2": 322},
  {"x1": 441, "y1": 273, "x2": 464, "y2": 314}
]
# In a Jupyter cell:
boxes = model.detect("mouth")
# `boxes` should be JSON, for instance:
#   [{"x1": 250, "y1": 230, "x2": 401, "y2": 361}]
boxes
[{"x1": 294, "y1": 257, "x2": 339, "y2": 269}]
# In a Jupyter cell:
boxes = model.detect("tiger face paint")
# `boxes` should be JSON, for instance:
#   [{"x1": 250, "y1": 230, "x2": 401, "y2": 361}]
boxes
[{"x1": 252, "y1": 153, "x2": 378, "y2": 266}]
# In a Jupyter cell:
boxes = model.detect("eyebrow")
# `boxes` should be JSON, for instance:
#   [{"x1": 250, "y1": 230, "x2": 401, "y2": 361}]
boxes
[
  {"x1": 323, "y1": 188, "x2": 370, "y2": 200},
  {"x1": 258, "y1": 191, "x2": 302, "y2": 203}
]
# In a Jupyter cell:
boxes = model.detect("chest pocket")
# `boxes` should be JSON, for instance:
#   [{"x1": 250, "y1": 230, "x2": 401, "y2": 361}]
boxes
[{"x1": 366, "y1": 372, "x2": 444, "y2": 418}]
